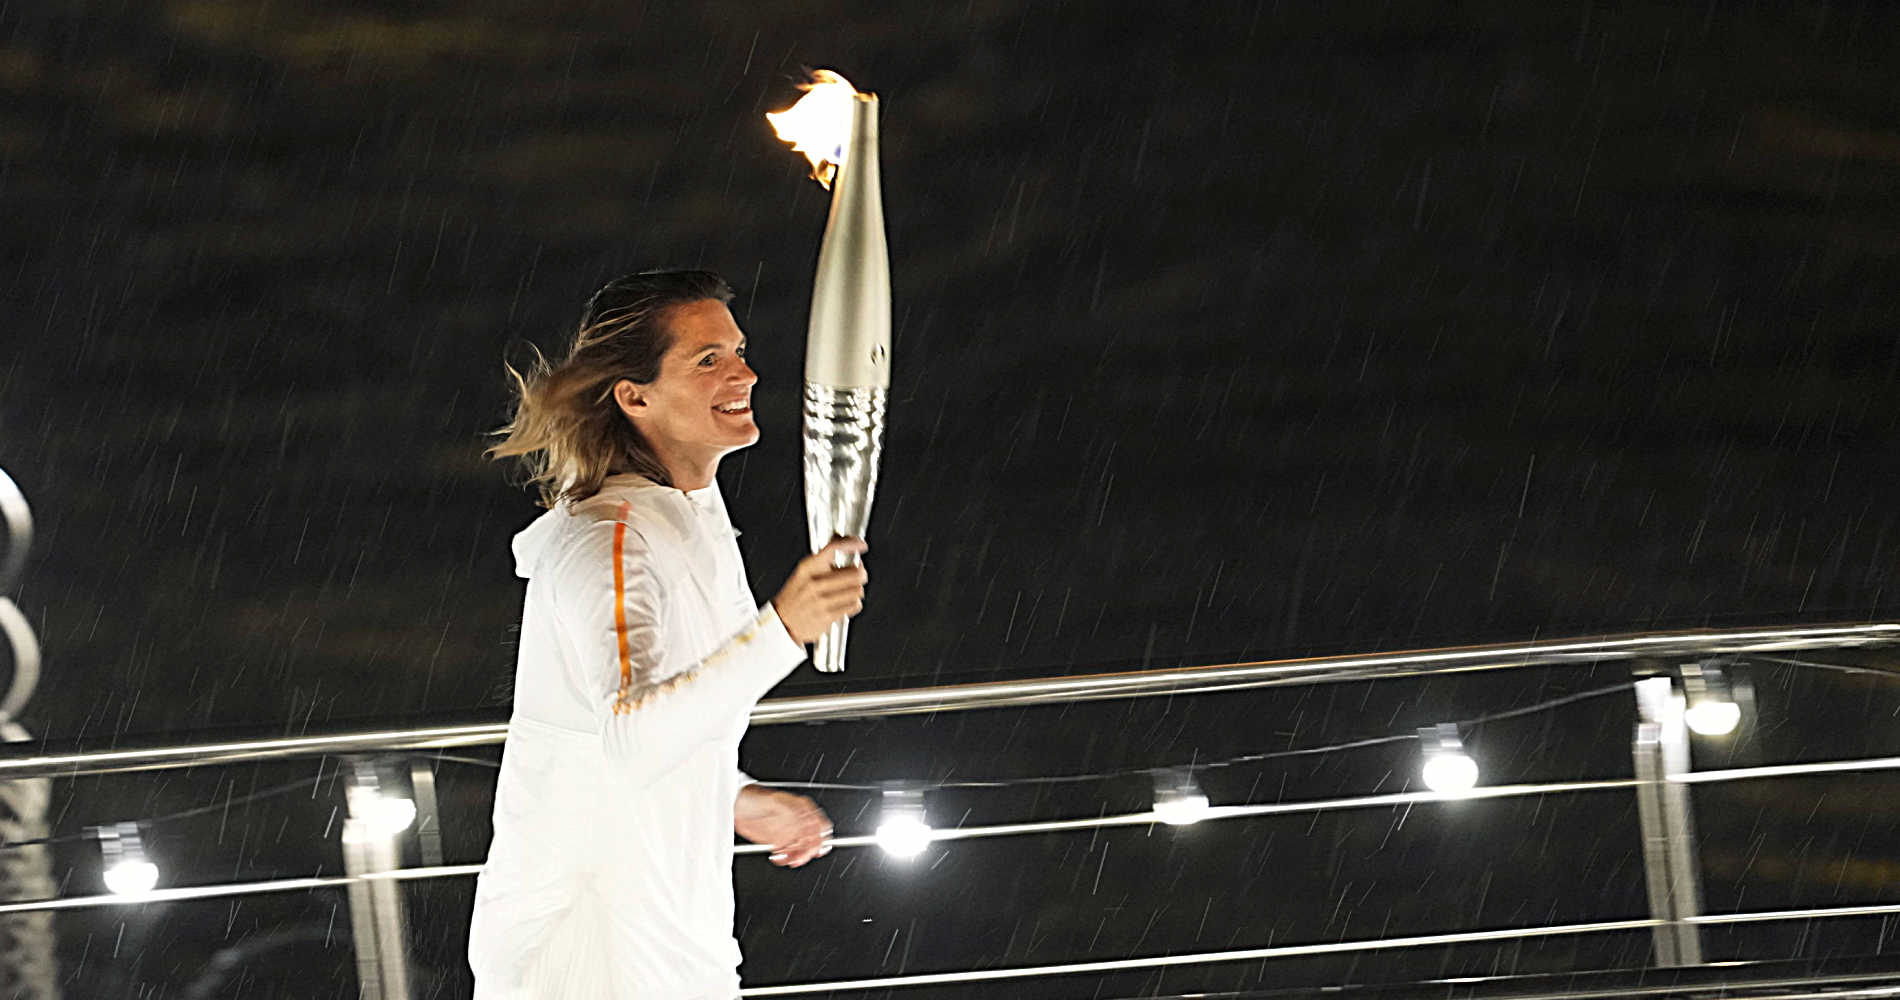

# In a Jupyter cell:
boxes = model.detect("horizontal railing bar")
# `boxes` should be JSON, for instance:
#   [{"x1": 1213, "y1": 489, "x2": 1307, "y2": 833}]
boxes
[
  {"x1": 0, "y1": 724, "x2": 508, "y2": 780},
  {"x1": 0, "y1": 623, "x2": 1892, "y2": 780},
  {"x1": 749, "y1": 623, "x2": 1900, "y2": 725},
  {"x1": 15, "y1": 868, "x2": 1900, "y2": 994},
  {"x1": 1689, "y1": 902, "x2": 1900, "y2": 925},
  {"x1": 13, "y1": 753, "x2": 1900, "y2": 917},
  {"x1": 735, "y1": 919, "x2": 1668, "y2": 995},
  {"x1": 1195, "y1": 964, "x2": 1900, "y2": 1000},
  {"x1": 736, "y1": 902, "x2": 1900, "y2": 996},
  {"x1": 1674, "y1": 756, "x2": 1900, "y2": 784}
]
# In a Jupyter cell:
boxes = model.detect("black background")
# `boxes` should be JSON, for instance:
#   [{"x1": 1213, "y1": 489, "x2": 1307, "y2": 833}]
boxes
[{"x1": 3, "y1": 1, "x2": 1899, "y2": 996}]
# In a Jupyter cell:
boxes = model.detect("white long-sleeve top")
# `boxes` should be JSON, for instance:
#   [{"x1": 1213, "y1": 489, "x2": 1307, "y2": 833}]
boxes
[{"x1": 469, "y1": 474, "x2": 806, "y2": 1000}]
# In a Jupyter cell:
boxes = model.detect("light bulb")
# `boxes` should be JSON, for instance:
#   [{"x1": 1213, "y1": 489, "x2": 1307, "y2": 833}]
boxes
[
  {"x1": 1421, "y1": 752, "x2": 1480, "y2": 795},
  {"x1": 1151, "y1": 768, "x2": 1211, "y2": 826},
  {"x1": 368, "y1": 794, "x2": 417, "y2": 835},
  {"x1": 96, "y1": 822, "x2": 159, "y2": 897},
  {"x1": 374, "y1": 795, "x2": 417, "y2": 835},
  {"x1": 874, "y1": 815, "x2": 934, "y2": 858},
  {"x1": 1153, "y1": 792, "x2": 1211, "y2": 826},
  {"x1": 1419, "y1": 723, "x2": 1480, "y2": 796},
  {"x1": 104, "y1": 860, "x2": 160, "y2": 897},
  {"x1": 345, "y1": 759, "x2": 417, "y2": 840},
  {"x1": 875, "y1": 786, "x2": 933, "y2": 858},
  {"x1": 1685, "y1": 699, "x2": 1741, "y2": 736},
  {"x1": 1680, "y1": 661, "x2": 1743, "y2": 737},
  {"x1": 342, "y1": 790, "x2": 416, "y2": 842}
]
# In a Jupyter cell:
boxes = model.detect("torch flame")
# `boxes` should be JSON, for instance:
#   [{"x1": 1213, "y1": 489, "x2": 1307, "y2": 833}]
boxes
[{"x1": 766, "y1": 69, "x2": 866, "y2": 189}]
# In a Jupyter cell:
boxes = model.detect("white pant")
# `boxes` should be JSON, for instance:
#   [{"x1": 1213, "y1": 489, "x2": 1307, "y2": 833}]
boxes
[
  {"x1": 474, "y1": 987, "x2": 732, "y2": 1000},
  {"x1": 473, "y1": 984, "x2": 730, "y2": 1000},
  {"x1": 470, "y1": 883, "x2": 736, "y2": 1000}
]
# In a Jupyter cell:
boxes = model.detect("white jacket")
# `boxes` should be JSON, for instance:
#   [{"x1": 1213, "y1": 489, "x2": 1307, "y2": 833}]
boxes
[{"x1": 469, "y1": 474, "x2": 806, "y2": 999}]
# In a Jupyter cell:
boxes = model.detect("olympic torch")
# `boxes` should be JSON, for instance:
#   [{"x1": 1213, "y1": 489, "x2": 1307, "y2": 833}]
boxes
[{"x1": 768, "y1": 71, "x2": 890, "y2": 672}]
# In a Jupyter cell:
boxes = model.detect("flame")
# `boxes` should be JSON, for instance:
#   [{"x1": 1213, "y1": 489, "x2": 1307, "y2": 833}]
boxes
[{"x1": 766, "y1": 69, "x2": 865, "y2": 189}]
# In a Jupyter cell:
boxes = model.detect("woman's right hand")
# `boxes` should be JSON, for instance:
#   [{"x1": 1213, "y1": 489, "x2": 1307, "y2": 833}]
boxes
[{"x1": 773, "y1": 538, "x2": 869, "y2": 645}]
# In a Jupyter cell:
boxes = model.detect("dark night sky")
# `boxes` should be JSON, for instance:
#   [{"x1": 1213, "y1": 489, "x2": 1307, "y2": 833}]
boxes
[{"x1": 3, "y1": 1, "x2": 1900, "y2": 996}]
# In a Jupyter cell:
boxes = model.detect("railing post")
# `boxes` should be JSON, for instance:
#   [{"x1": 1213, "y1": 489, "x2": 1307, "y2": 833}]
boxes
[
  {"x1": 342, "y1": 758, "x2": 412, "y2": 1000},
  {"x1": 0, "y1": 470, "x2": 58, "y2": 999},
  {"x1": 1632, "y1": 674, "x2": 1704, "y2": 966}
]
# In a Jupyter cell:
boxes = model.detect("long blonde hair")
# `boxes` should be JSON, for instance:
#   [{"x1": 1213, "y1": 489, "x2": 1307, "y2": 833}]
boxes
[{"x1": 488, "y1": 269, "x2": 735, "y2": 508}]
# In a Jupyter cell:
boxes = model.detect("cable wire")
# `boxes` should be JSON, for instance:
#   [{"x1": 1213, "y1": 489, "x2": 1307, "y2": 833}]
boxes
[
  {"x1": 0, "y1": 750, "x2": 1895, "y2": 918},
  {"x1": 1750, "y1": 654, "x2": 1900, "y2": 681},
  {"x1": 0, "y1": 775, "x2": 325, "y2": 852},
  {"x1": 420, "y1": 682, "x2": 1643, "y2": 794},
  {"x1": 878, "y1": 681, "x2": 1635, "y2": 791}
]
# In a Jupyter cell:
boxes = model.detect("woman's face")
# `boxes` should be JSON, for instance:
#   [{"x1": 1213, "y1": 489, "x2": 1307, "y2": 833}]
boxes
[{"x1": 617, "y1": 299, "x2": 760, "y2": 469}]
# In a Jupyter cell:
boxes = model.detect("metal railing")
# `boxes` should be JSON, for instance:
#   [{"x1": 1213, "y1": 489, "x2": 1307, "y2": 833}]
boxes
[
  {"x1": 5, "y1": 621, "x2": 1899, "y2": 998},
  {"x1": 0, "y1": 623, "x2": 1892, "y2": 780}
]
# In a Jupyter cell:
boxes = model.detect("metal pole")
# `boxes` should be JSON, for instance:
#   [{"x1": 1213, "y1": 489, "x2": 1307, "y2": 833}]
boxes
[
  {"x1": 0, "y1": 468, "x2": 59, "y2": 999},
  {"x1": 1631, "y1": 675, "x2": 1704, "y2": 966},
  {"x1": 342, "y1": 760, "x2": 411, "y2": 1000},
  {"x1": 0, "y1": 744, "x2": 57, "y2": 1000},
  {"x1": 408, "y1": 758, "x2": 443, "y2": 868}
]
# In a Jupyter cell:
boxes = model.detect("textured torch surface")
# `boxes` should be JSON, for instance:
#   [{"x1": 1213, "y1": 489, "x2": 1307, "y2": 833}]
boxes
[{"x1": 801, "y1": 384, "x2": 888, "y2": 672}]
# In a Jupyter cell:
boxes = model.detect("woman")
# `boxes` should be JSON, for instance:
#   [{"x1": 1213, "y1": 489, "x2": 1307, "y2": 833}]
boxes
[{"x1": 471, "y1": 269, "x2": 867, "y2": 999}]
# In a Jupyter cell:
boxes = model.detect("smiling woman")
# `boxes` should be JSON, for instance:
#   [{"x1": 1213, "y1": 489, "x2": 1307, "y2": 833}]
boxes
[
  {"x1": 471, "y1": 269, "x2": 867, "y2": 998},
  {"x1": 486, "y1": 268, "x2": 737, "y2": 504},
  {"x1": 608, "y1": 298, "x2": 761, "y2": 492}
]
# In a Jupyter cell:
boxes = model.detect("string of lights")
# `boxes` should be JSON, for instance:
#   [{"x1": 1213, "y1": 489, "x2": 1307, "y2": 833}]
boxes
[
  {"x1": 15, "y1": 650, "x2": 1883, "y2": 898},
  {"x1": 2, "y1": 749, "x2": 1896, "y2": 915},
  {"x1": 0, "y1": 771, "x2": 1798, "y2": 914},
  {"x1": 43, "y1": 736, "x2": 1896, "y2": 912}
]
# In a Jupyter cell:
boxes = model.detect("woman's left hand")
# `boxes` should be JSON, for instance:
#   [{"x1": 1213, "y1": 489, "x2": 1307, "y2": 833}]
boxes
[{"x1": 735, "y1": 785, "x2": 833, "y2": 868}]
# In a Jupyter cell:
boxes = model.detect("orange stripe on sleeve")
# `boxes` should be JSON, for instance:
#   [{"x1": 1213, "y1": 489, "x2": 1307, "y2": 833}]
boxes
[{"x1": 611, "y1": 503, "x2": 634, "y2": 704}]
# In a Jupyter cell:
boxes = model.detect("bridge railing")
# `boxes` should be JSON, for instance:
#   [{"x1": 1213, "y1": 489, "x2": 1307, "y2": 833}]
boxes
[{"x1": 1, "y1": 622, "x2": 1898, "y2": 998}]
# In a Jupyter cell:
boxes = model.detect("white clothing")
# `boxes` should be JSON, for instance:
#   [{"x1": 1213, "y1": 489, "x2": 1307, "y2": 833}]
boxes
[{"x1": 469, "y1": 474, "x2": 805, "y2": 999}]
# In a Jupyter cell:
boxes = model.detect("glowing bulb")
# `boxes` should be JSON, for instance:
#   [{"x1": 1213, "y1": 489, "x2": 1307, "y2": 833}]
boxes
[
  {"x1": 875, "y1": 786, "x2": 933, "y2": 858},
  {"x1": 1151, "y1": 768, "x2": 1211, "y2": 826},
  {"x1": 875, "y1": 816, "x2": 934, "y2": 858},
  {"x1": 104, "y1": 860, "x2": 160, "y2": 896},
  {"x1": 1685, "y1": 699, "x2": 1741, "y2": 736},
  {"x1": 1154, "y1": 792, "x2": 1211, "y2": 826},
  {"x1": 1419, "y1": 723, "x2": 1480, "y2": 796},
  {"x1": 368, "y1": 794, "x2": 417, "y2": 835},
  {"x1": 344, "y1": 788, "x2": 416, "y2": 841},
  {"x1": 96, "y1": 822, "x2": 159, "y2": 897},
  {"x1": 344, "y1": 758, "x2": 418, "y2": 841},
  {"x1": 1681, "y1": 661, "x2": 1743, "y2": 737},
  {"x1": 1421, "y1": 752, "x2": 1480, "y2": 794}
]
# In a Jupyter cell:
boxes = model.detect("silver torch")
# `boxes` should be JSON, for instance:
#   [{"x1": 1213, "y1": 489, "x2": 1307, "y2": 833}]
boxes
[{"x1": 768, "y1": 71, "x2": 890, "y2": 672}]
